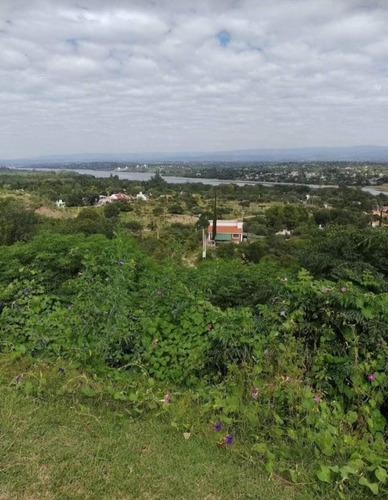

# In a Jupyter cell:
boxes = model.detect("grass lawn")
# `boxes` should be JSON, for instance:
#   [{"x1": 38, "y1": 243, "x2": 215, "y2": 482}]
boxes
[{"x1": 0, "y1": 389, "x2": 310, "y2": 500}]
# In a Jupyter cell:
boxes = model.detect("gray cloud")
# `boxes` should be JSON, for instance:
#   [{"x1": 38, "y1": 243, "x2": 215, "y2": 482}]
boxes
[{"x1": 0, "y1": 0, "x2": 387, "y2": 158}]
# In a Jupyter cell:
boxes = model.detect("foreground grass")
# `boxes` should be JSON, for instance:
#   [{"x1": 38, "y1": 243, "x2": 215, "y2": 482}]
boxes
[{"x1": 0, "y1": 389, "x2": 308, "y2": 500}]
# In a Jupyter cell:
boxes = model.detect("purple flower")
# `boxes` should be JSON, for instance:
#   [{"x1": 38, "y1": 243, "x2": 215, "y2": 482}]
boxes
[
  {"x1": 118, "y1": 260, "x2": 124, "y2": 266},
  {"x1": 314, "y1": 395, "x2": 321, "y2": 403},
  {"x1": 214, "y1": 421, "x2": 222, "y2": 432},
  {"x1": 67, "y1": 303, "x2": 73, "y2": 310},
  {"x1": 15, "y1": 375, "x2": 22, "y2": 384},
  {"x1": 207, "y1": 322, "x2": 214, "y2": 330},
  {"x1": 225, "y1": 435, "x2": 234, "y2": 445},
  {"x1": 368, "y1": 373, "x2": 376, "y2": 382},
  {"x1": 156, "y1": 289, "x2": 163, "y2": 296},
  {"x1": 279, "y1": 310, "x2": 286, "y2": 317},
  {"x1": 340, "y1": 287, "x2": 347, "y2": 293},
  {"x1": 322, "y1": 286, "x2": 329, "y2": 292},
  {"x1": 251, "y1": 386, "x2": 258, "y2": 399},
  {"x1": 377, "y1": 340, "x2": 382, "y2": 347},
  {"x1": 163, "y1": 391, "x2": 171, "y2": 404},
  {"x1": 58, "y1": 368, "x2": 65, "y2": 374}
]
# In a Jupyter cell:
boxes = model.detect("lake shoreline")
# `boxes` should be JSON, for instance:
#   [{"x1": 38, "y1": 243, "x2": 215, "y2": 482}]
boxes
[{"x1": 7, "y1": 166, "x2": 388, "y2": 196}]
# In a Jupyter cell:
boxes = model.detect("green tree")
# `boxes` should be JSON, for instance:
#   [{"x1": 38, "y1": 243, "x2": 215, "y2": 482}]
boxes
[
  {"x1": 0, "y1": 199, "x2": 36, "y2": 245},
  {"x1": 71, "y1": 208, "x2": 114, "y2": 237},
  {"x1": 124, "y1": 220, "x2": 143, "y2": 233},
  {"x1": 168, "y1": 203, "x2": 184, "y2": 214},
  {"x1": 152, "y1": 206, "x2": 165, "y2": 217},
  {"x1": 104, "y1": 203, "x2": 120, "y2": 218}
]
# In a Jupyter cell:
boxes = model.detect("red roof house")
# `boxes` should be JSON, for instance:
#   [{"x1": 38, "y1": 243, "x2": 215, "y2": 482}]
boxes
[{"x1": 207, "y1": 219, "x2": 244, "y2": 243}]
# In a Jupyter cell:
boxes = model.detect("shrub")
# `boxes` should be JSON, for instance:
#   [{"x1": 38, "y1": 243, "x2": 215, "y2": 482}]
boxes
[
  {"x1": 0, "y1": 198, "x2": 36, "y2": 245},
  {"x1": 123, "y1": 220, "x2": 143, "y2": 233},
  {"x1": 104, "y1": 203, "x2": 120, "y2": 218}
]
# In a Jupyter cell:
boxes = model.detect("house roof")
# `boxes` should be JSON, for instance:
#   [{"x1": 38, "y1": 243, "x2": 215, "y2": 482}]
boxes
[
  {"x1": 208, "y1": 225, "x2": 243, "y2": 234},
  {"x1": 208, "y1": 220, "x2": 243, "y2": 234}
]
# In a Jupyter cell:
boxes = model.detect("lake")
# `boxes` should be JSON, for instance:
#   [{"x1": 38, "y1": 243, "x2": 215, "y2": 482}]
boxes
[{"x1": 9, "y1": 167, "x2": 388, "y2": 196}]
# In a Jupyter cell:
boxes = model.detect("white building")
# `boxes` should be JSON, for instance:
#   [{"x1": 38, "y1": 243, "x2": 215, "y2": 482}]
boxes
[
  {"x1": 275, "y1": 229, "x2": 291, "y2": 236},
  {"x1": 136, "y1": 192, "x2": 148, "y2": 201}
]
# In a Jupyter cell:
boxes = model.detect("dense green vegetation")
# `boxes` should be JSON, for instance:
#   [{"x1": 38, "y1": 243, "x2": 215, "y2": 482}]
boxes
[{"x1": 0, "y1": 169, "x2": 387, "y2": 499}]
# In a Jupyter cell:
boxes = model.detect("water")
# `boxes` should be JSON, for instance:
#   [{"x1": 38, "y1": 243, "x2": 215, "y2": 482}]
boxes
[{"x1": 8, "y1": 167, "x2": 388, "y2": 195}]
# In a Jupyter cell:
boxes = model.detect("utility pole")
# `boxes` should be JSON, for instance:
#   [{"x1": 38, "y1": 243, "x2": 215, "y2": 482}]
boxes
[{"x1": 213, "y1": 187, "x2": 217, "y2": 243}]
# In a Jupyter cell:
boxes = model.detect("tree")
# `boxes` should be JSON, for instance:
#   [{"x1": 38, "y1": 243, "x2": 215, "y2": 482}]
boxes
[
  {"x1": 65, "y1": 190, "x2": 84, "y2": 207},
  {"x1": 104, "y1": 203, "x2": 120, "y2": 218},
  {"x1": 168, "y1": 203, "x2": 184, "y2": 214},
  {"x1": 83, "y1": 191, "x2": 99, "y2": 206},
  {"x1": 147, "y1": 172, "x2": 167, "y2": 188},
  {"x1": 0, "y1": 199, "x2": 36, "y2": 245},
  {"x1": 240, "y1": 200, "x2": 250, "y2": 208},
  {"x1": 123, "y1": 220, "x2": 143, "y2": 233},
  {"x1": 196, "y1": 213, "x2": 211, "y2": 230},
  {"x1": 71, "y1": 208, "x2": 113, "y2": 237},
  {"x1": 115, "y1": 200, "x2": 133, "y2": 212},
  {"x1": 152, "y1": 206, "x2": 165, "y2": 217}
]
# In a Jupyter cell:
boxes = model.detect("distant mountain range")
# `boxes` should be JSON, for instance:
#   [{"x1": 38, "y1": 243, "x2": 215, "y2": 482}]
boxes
[{"x1": 1, "y1": 145, "x2": 388, "y2": 165}]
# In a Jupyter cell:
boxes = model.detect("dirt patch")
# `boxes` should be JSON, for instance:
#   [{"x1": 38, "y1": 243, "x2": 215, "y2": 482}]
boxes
[
  {"x1": 166, "y1": 214, "x2": 198, "y2": 224},
  {"x1": 35, "y1": 207, "x2": 76, "y2": 218}
]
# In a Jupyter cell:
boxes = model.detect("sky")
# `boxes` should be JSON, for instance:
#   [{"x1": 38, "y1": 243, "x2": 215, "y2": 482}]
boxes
[{"x1": 0, "y1": 0, "x2": 387, "y2": 158}]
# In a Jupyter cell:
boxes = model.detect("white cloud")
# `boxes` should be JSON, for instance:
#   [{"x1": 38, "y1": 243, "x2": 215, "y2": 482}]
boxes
[{"x1": 0, "y1": 0, "x2": 387, "y2": 158}]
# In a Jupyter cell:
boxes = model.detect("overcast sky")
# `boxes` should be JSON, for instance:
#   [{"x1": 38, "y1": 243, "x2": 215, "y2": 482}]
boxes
[{"x1": 0, "y1": 0, "x2": 387, "y2": 158}]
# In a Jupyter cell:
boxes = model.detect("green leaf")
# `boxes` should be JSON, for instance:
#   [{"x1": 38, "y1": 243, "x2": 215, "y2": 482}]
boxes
[
  {"x1": 24, "y1": 381, "x2": 34, "y2": 395},
  {"x1": 113, "y1": 391, "x2": 127, "y2": 401},
  {"x1": 287, "y1": 428, "x2": 297, "y2": 440},
  {"x1": 252, "y1": 443, "x2": 268, "y2": 455},
  {"x1": 81, "y1": 387, "x2": 95, "y2": 397},
  {"x1": 273, "y1": 413, "x2": 284, "y2": 425},
  {"x1": 339, "y1": 465, "x2": 358, "y2": 479},
  {"x1": 346, "y1": 411, "x2": 358, "y2": 424},
  {"x1": 317, "y1": 466, "x2": 331, "y2": 483},
  {"x1": 375, "y1": 467, "x2": 387, "y2": 484},
  {"x1": 358, "y1": 477, "x2": 379, "y2": 495},
  {"x1": 361, "y1": 307, "x2": 374, "y2": 319}
]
